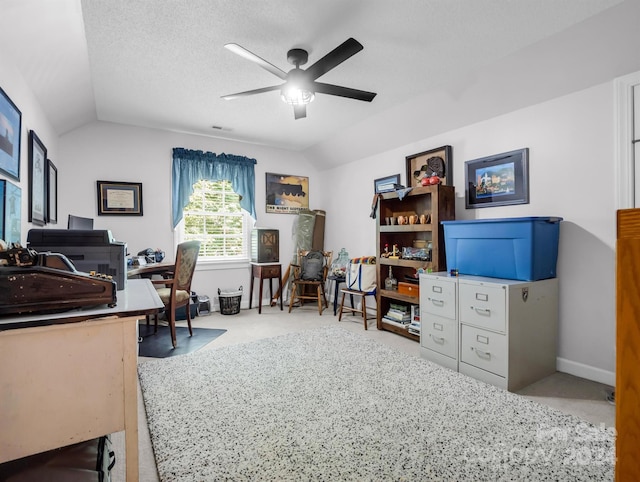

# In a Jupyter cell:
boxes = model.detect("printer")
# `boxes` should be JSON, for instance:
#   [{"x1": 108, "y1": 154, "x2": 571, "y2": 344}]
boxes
[{"x1": 27, "y1": 229, "x2": 127, "y2": 290}]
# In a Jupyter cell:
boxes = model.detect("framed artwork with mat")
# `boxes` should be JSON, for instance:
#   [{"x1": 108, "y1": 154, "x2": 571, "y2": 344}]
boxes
[{"x1": 406, "y1": 145, "x2": 452, "y2": 188}]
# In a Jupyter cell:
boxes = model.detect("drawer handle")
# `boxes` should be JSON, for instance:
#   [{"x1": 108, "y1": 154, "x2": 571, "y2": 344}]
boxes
[
  {"x1": 430, "y1": 298, "x2": 444, "y2": 306},
  {"x1": 473, "y1": 307, "x2": 491, "y2": 316},
  {"x1": 430, "y1": 334, "x2": 445, "y2": 344},
  {"x1": 471, "y1": 347, "x2": 491, "y2": 360}
]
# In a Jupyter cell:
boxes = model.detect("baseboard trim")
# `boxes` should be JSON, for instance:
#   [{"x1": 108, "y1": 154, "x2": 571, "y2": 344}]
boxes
[{"x1": 556, "y1": 357, "x2": 615, "y2": 387}]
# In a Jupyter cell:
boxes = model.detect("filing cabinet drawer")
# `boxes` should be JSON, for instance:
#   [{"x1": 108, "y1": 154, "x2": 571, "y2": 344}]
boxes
[
  {"x1": 459, "y1": 281, "x2": 506, "y2": 332},
  {"x1": 419, "y1": 276, "x2": 456, "y2": 320},
  {"x1": 460, "y1": 324, "x2": 507, "y2": 377},
  {"x1": 420, "y1": 313, "x2": 457, "y2": 359}
]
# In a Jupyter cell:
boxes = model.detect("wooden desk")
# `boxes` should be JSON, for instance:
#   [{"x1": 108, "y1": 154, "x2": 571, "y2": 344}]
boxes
[
  {"x1": 249, "y1": 262, "x2": 283, "y2": 313},
  {"x1": 0, "y1": 279, "x2": 163, "y2": 482},
  {"x1": 127, "y1": 261, "x2": 175, "y2": 279}
]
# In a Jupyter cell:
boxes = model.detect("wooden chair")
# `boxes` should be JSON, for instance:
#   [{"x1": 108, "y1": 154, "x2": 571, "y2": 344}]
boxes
[
  {"x1": 338, "y1": 288, "x2": 377, "y2": 329},
  {"x1": 288, "y1": 250, "x2": 333, "y2": 315},
  {"x1": 150, "y1": 240, "x2": 200, "y2": 348}
]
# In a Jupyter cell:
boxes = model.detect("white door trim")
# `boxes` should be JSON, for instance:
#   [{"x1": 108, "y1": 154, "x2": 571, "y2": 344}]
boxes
[{"x1": 615, "y1": 71, "x2": 640, "y2": 209}]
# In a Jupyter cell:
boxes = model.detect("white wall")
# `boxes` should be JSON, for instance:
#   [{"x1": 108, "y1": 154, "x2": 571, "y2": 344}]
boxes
[
  {"x1": 322, "y1": 81, "x2": 617, "y2": 385},
  {"x1": 58, "y1": 121, "x2": 322, "y2": 308}
]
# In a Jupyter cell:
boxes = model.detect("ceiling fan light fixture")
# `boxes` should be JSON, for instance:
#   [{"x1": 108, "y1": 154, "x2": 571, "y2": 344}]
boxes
[
  {"x1": 223, "y1": 38, "x2": 376, "y2": 118},
  {"x1": 280, "y1": 87, "x2": 315, "y2": 105}
]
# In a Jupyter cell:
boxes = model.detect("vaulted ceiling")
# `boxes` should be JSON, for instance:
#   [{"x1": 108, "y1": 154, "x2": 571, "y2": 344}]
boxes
[{"x1": 1, "y1": 0, "x2": 639, "y2": 168}]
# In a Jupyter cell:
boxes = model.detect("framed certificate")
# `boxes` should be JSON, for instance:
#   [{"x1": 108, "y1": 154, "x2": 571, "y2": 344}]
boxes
[{"x1": 97, "y1": 180, "x2": 143, "y2": 215}]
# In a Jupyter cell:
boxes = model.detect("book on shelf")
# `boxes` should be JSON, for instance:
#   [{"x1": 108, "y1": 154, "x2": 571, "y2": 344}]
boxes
[
  {"x1": 382, "y1": 317, "x2": 410, "y2": 329},
  {"x1": 410, "y1": 304, "x2": 420, "y2": 323},
  {"x1": 389, "y1": 303, "x2": 409, "y2": 312},
  {"x1": 385, "y1": 309, "x2": 411, "y2": 322}
]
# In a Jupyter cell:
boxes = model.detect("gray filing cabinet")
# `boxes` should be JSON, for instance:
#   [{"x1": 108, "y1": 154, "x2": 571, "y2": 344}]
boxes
[
  {"x1": 419, "y1": 273, "x2": 459, "y2": 371},
  {"x1": 419, "y1": 272, "x2": 558, "y2": 391}
]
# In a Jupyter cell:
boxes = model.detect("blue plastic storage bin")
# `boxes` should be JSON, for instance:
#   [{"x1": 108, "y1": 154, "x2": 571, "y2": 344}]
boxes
[{"x1": 442, "y1": 216, "x2": 563, "y2": 281}]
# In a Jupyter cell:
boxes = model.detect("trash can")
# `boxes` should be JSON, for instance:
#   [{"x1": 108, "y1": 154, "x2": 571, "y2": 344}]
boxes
[
  {"x1": 197, "y1": 295, "x2": 211, "y2": 316},
  {"x1": 176, "y1": 291, "x2": 198, "y2": 320},
  {"x1": 218, "y1": 286, "x2": 242, "y2": 315}
]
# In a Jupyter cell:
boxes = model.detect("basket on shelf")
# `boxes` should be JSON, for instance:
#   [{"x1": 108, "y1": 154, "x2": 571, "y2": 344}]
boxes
[{"x1": 218, "y1": 286, "x2": 242, "y2": 315}]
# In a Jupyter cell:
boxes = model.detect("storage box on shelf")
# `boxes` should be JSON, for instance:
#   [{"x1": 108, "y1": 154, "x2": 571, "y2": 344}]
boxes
[
  {"x1": 376, "y1": 184, "x2": 455, "y2": 341},
  {"x1": 419, "y1": 272, "x2": 558, "y2": 391}
]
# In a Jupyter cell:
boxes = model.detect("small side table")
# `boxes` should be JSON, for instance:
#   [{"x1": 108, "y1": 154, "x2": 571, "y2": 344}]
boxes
[
  {"x1": 327, "y1": 275, "x2": 347, "y2": 316},
  {"x1": 249, "y1": 262, "x2": 283, "y2": 314}
]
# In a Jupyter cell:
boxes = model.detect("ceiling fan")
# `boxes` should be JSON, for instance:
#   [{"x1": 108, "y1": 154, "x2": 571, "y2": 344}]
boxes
[{"x1": 221, "y1": 38, "x2": 377, "y2": 120}]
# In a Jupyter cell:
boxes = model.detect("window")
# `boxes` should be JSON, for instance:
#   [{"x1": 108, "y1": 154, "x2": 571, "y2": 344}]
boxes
[{"x1": 181, "y1": 179, "x2": 250, "y2": 260}]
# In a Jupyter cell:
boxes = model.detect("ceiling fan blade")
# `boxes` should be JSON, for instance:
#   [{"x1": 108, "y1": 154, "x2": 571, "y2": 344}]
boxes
[
  {"x1": 312, "y1": 82, "x2": 377, "y2": 102},
  {"x1": 293, "y1": 104, "x2": 306, "y2": 120},
  {"x1": 224, "y1": 43, "x2": 287, "y2": 80},
  {"x1": 221, "y1": 84, "x2": 282, "y2": 100},
  {"x1": 305, "y1": 38, "x2": 364, "y2": 81}
]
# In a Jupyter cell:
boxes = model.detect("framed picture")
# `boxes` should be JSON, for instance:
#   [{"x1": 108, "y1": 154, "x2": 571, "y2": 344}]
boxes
[
  {"x1": 97, "y1": 180, "x2": 143, "y2": 215},
  {"x1": 1, "y1": 180, "x2": 21, "y2": 244},
  {"x1": 374, "y1": 174, "x2": 400, "y2": 193},
  {"x1": 0, "y1": 86, "x2": 21, "y2": 181},
  {"x1": 465, "y1": 148, "x2": 530, "y2": 209},
  {"x1": 265, "y1": 172, "x2": 309, "y2": 214},
  {"x1": 28, "y1": 130, "x2": 47, "y2": 226},
  {"x1": 406, "y1": 145, "x2": 452, "y2": 188},
  {"x1": 47, "y1": 159, "x2": 58, "y2": 224}
]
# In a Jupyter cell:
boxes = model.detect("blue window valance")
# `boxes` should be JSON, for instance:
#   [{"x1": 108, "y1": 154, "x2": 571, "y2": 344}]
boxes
[{"x1": 172, "y1": 148, "x2": 257, "y2": 228}]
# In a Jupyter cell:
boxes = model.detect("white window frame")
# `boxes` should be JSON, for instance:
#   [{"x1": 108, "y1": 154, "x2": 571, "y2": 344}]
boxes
[{"x1": 174, "y1": 180, "x2": 254, "y2": 270}]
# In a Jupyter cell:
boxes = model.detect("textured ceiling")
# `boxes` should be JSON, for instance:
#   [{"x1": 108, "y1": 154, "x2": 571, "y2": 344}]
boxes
[{"x1": 2, "y1": 0, "x2": 638, "y2": 168}]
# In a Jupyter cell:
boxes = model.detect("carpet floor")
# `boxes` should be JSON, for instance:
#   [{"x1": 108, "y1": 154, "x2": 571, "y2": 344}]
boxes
[
  {"x1": 138, "y1": 326, "x2": 614, "y2": 481},
  {"x1": 138, "y1": 324, "x2": 226, "y2": 358}
]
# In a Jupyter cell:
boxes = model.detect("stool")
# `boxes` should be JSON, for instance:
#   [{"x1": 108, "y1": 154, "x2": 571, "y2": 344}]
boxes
[
  {"x1": 338, "y1": 288, "x2": 376, "y2": 329},
  {"x1": 327, "y1": 275, "x2": 346, "y2": 315}
]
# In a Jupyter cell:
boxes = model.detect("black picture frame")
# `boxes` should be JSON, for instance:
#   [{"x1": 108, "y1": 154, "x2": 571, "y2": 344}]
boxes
[
  {"x1": 406, "y1": 145, "x2": 452, "y2": 188},
  {"x1": 97, "y1": 180, "x2": 143, "y2": 215},
  {"x1": 465, "y1": 148, "x2": 530, "y2": 209},
  {"x1": 47, "y1": 159, "x2": 58, "y2": 224},
  {"x1": 374, "y1": 174, "x2": 401, "y2": 193},
  {"x1": 0, "y1": 86, "x2": 21, "y2": 181},
  {"x1": 28, "y1": 130, "x2": 47, "y2": 226}
]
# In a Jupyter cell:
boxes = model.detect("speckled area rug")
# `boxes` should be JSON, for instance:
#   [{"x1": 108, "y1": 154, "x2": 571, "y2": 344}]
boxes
[{"x1": 138, "y1": 327, "x2": 614, "y2": 481}]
